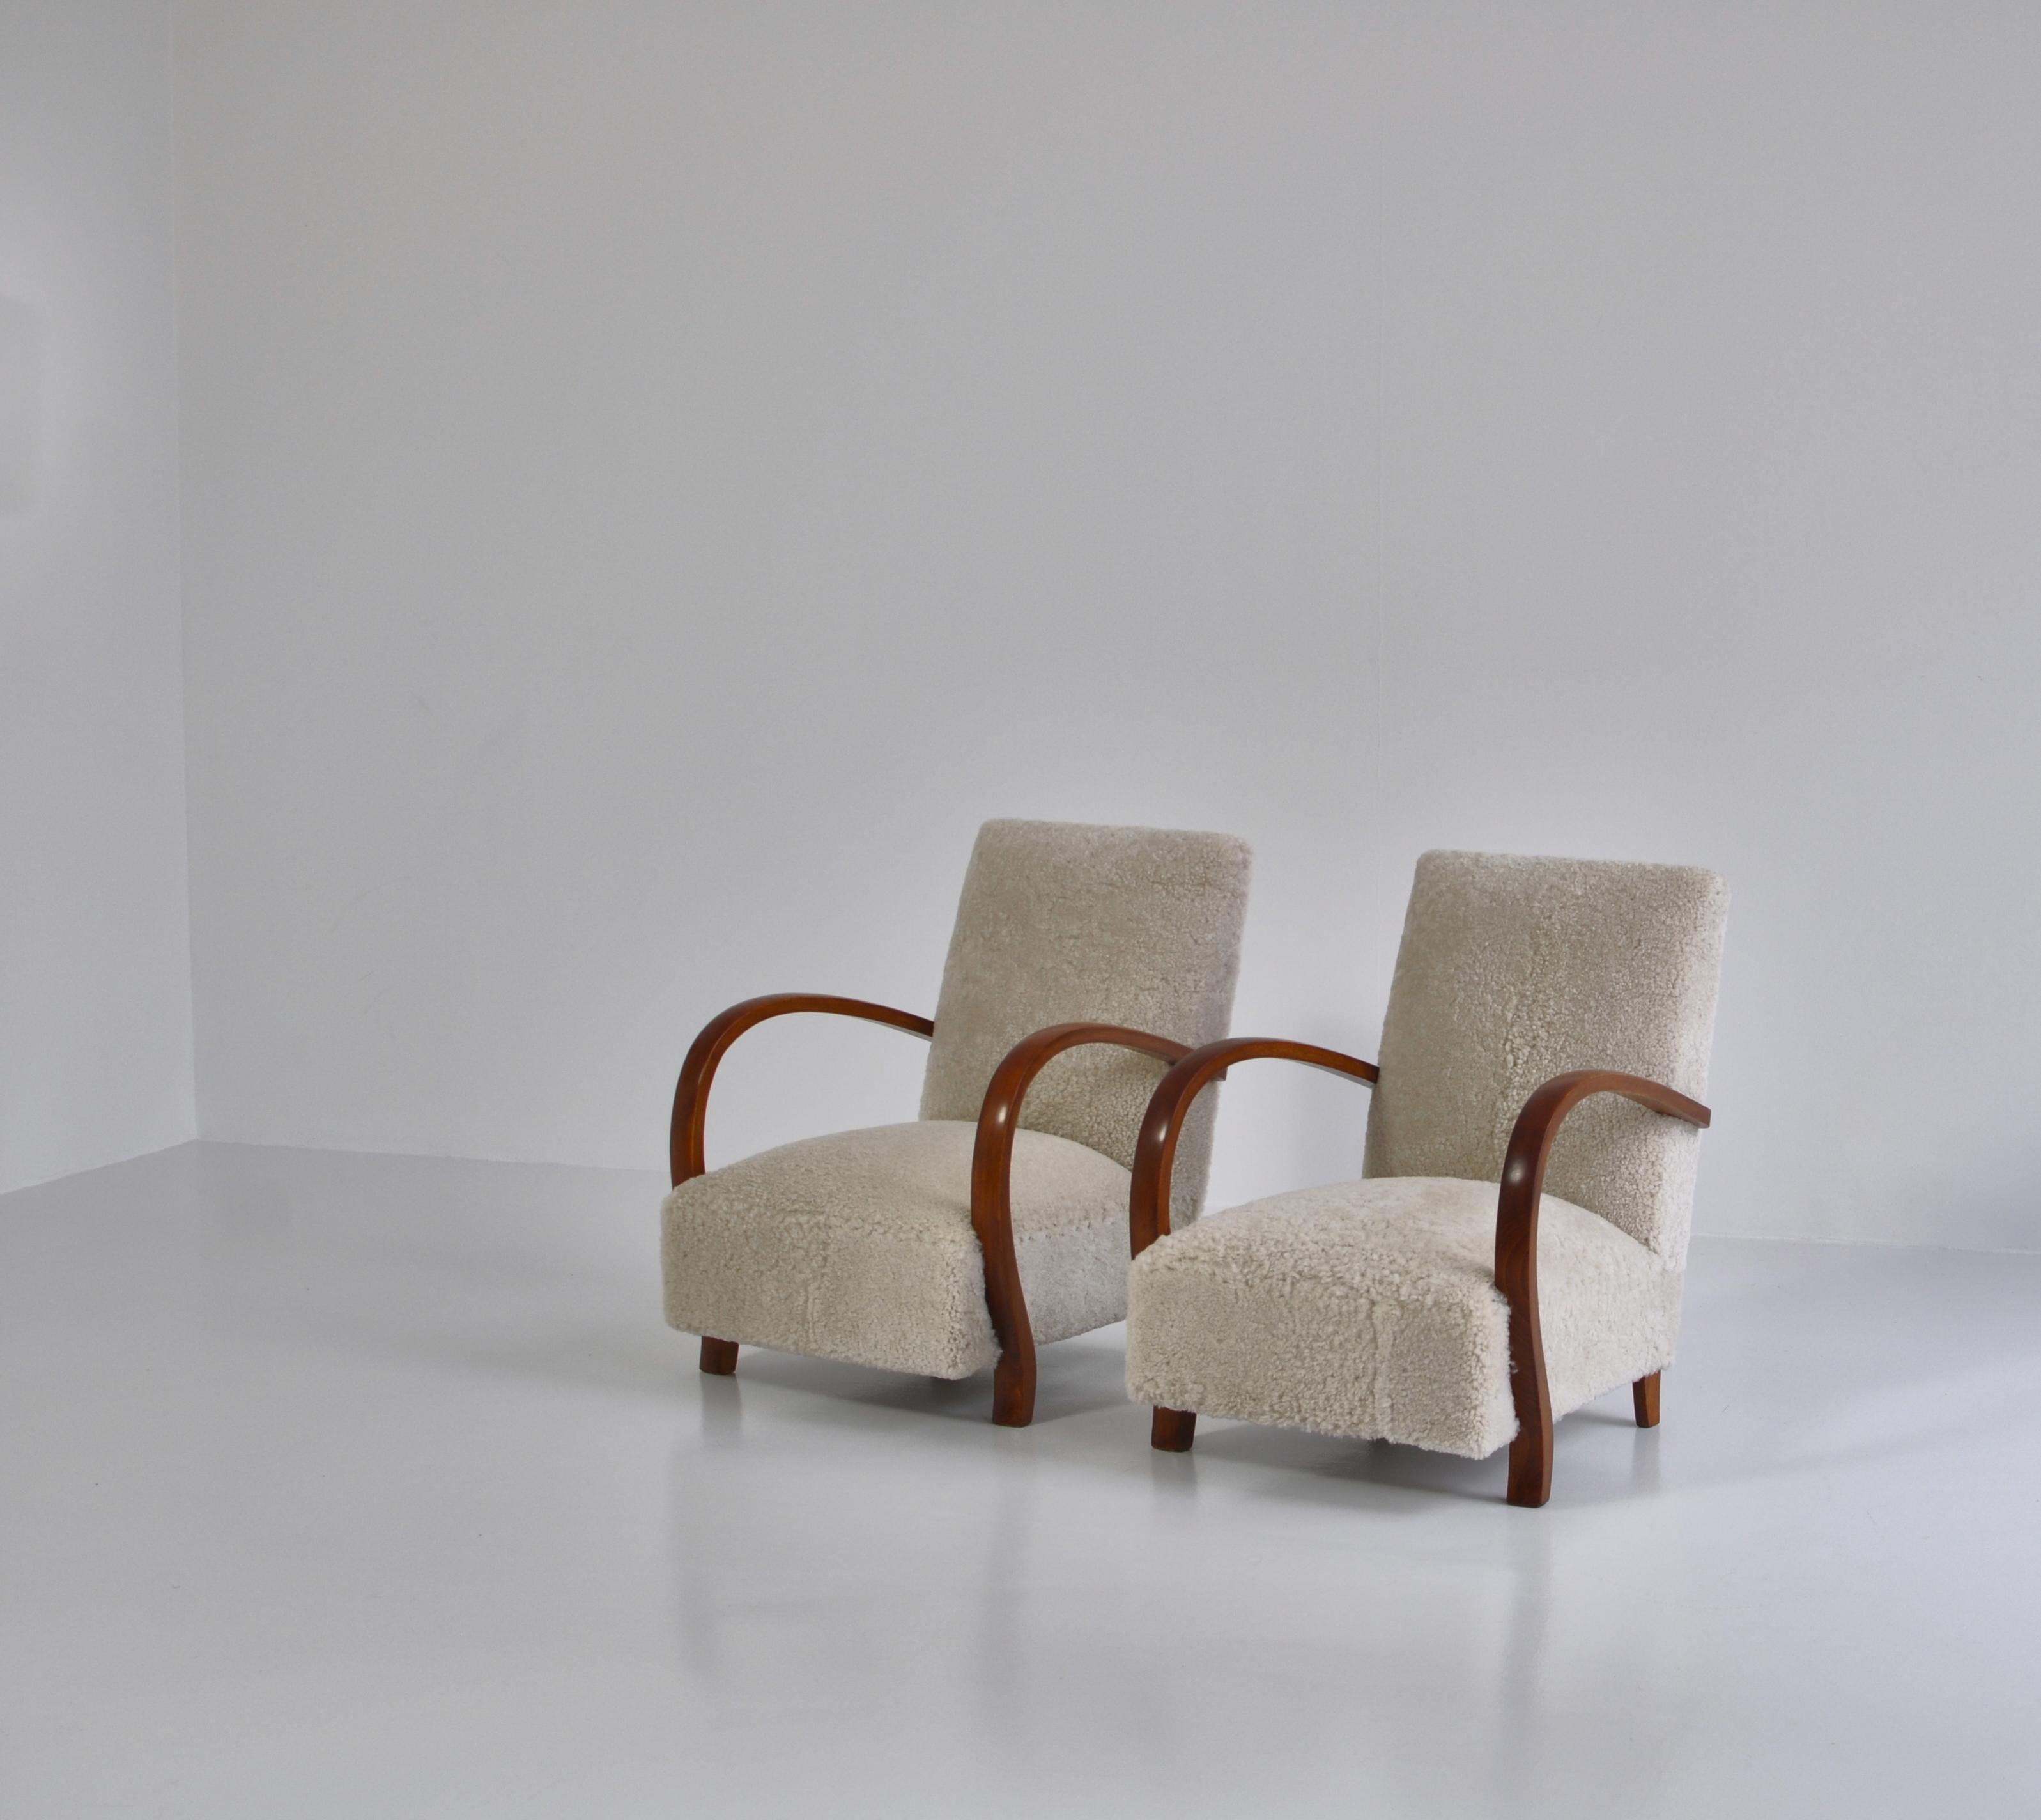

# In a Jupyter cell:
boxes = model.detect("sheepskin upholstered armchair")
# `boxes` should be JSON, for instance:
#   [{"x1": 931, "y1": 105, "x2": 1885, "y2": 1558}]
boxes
[
  {"x1": 663, "y1": 819, "x2": 1251, "y2": 1426},
  {"x1": 1125, "y1": 851, "x2": 1727, "y2": 1506}
]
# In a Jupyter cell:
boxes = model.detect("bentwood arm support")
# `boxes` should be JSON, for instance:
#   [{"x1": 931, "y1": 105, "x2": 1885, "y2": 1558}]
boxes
[
  {"x1": 1130, "y1": 1038, "x2": 1381, "y2": 1258},
  {"x1": 1495, "y1": 1070, "x2": 1711, "y2": 1509},
  {"x1": 972, "y1": 1024, "x2": 1194, "y2": 1427},
  {"x1": 669, "y1": 994, "x2": 935, "y2": 1187}
]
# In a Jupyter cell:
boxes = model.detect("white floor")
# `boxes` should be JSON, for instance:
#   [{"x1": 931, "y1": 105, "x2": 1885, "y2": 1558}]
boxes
[{"x1": 3, "y1": 1144, "x2": 2038, "y2": 1818}]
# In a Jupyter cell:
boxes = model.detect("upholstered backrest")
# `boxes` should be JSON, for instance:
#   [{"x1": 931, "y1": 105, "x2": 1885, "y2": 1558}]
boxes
[
  {"x1": 1362, "y1": 851, "x2": 1728, "y2": 1265},
  {"x1": 920, "y1": 820, "x2": 1251, "y2": 1222}
]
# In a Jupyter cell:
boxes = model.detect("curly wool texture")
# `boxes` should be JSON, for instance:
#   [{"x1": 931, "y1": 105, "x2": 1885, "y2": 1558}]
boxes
[
  {"x1": 918, "y1": 819, "x2": 1252, "y2": 1230},
  {"x1": 1126, "y1": 1176, "x2": 1683, "y2": 1458},
  {"x1": 662, "y1": 819, "x2": 1251, "y2": 1377},
  {"x1": 663, "y1": 1121, "x2": 1135, "y2": 1378},
  {"x1": 1363, "y1": 851, "x2": 1729, "y2": 1265},
  {"x1": 1128, "y1": 850, "x2": 1726, "y2": 1459}
]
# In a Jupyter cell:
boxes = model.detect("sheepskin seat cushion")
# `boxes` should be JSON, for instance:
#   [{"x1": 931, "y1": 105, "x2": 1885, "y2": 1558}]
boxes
[
  {"x1": 1125, "y1": 1176, "x2": 1683, "y2": 1460},
  {"x1": 663, "y1": 1121, "x2": 1136, "y2": 1380}
]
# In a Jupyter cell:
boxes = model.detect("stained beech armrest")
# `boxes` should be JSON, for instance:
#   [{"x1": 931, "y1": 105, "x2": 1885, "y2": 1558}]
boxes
[
  {"x1": 971, "y1": 1024, "x2": 1193, "y2": 1427},
  {"x1": 668, "y1": 994, "x2": 935, "y2": 1187},
  {"x1": 1495, "y1": 1069, "x2": 1711, "y2": 1508},
  {"x1": 1130, "y1": 1038, "x2": 1380, "y2": 1256}
]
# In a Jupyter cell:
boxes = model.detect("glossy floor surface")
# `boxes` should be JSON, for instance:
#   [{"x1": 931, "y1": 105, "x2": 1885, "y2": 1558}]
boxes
[{"x1": 4, "y1": 1143, "x2": 2038, "y2": 1817}]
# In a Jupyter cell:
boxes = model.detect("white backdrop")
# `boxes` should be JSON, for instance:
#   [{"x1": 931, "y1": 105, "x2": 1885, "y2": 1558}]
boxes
[
  {"x1": 176, "y1": 2, "x2": 2041, "y2": 1247},
  {"x1": 0, "y1": 3, "x2": 194, "y2": 1194}
]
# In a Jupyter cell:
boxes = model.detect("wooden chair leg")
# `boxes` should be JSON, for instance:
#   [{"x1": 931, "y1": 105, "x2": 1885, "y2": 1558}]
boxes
[
  {"x1": 1633, "y1": 1371, "x2": 1661, "y2": 1428},
  {"x1": 1151, "y1": 1407, "x2": 1197, "y2": 1452},
  {"x1": 1506, "y1": 1410, "x2": 1553, "y2": 1507},
  {"x1": 699, "y1": 1336, "x2": 739, "y2": 1375},
  {"x1": 992, "y1": 1348, "x2": 1035, "y2": 1427}
]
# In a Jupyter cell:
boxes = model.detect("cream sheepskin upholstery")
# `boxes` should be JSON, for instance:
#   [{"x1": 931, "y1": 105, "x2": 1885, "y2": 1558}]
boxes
[
  {"x1": 1364, "y1": 851, "x2": 1728, "y2": 1264},
  {"x1": 919, "y1": 819, "x2": 1252, "y2": 1229},
  {"x1": 1128, "y1": 850, "x2": 1727, "y2": 1456},
  {"x1": 1126, "y1": 1176, "x2": 1683, "y2": 1457},
  {"x1": 664, "y1": 1122, "x2": 1135, "y2": 1379},
  {"x1": 663, "y1": 819, "x2": 1251, "y2": 1376}
]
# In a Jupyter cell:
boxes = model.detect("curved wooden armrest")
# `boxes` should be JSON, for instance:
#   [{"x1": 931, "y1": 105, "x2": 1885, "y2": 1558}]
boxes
[
  {"x1": 668, "y1": 993, "x2": 934, "y2": 1187},
  {"x1": 971, "y1": 1023, "x2": 1193, "y2": 1426},
  {"x1": 1495, "y1": 1070, "x2": 1711, "y2": 1508},
  {"x1": 1130, "y1": 1038, "x2": 1380, "y2": 1256}
]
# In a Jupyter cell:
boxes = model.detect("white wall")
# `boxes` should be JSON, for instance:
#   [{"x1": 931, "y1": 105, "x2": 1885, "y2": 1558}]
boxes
[
  {"x1": 176, "y1": 3, "x2": 2041, "y2": 1249},
  {"x1": 0, "y1": 2, "x2": 194, "y2": 1194}
]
